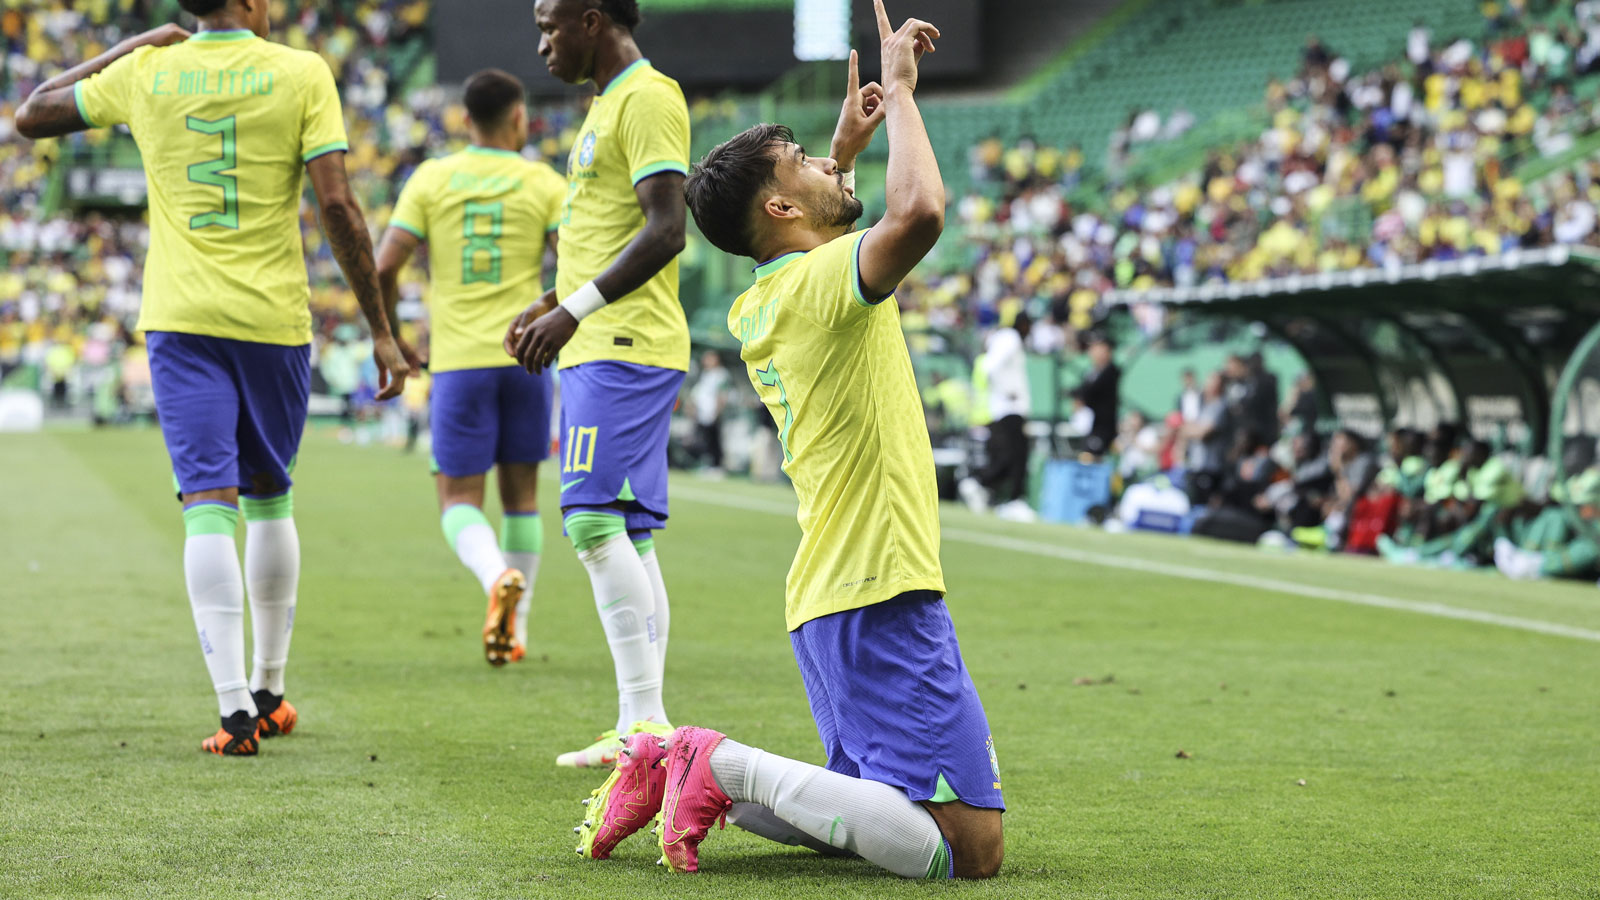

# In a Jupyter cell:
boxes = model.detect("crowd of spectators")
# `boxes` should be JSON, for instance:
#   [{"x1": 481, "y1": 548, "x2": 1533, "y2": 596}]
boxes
[
  {"x1": 905, "y1": 0, "x2": 1600, "y2": 367},
  {"x1": 1095, "y1": 353, "x2": 1600, "y2": 583},
  {"x1": 0, "y1": 0, "x2": 587, "y2": 427}
]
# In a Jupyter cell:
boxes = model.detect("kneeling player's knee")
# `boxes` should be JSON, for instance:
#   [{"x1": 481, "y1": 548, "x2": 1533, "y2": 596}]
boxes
[{"x1": 933, "y1": 808, "x2": 1003, "y2": 880}]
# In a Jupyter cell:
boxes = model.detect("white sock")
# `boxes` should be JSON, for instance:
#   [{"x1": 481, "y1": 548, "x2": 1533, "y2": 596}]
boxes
[
  {"x1": 727, "y1": 802, "x2": 854, "y2": 857},
  {"x1": 709, "y1": 738, "x2": 949, "y2": 879},
  {"x1": 442, "y1": 504, "x2": 506, "y2": 593},
  {"x1": 504, "y1": 550, "x2": 540, "y2": 647},
  {"x1": 182, "y1": 507, "x2": 256, "y2": 718},
  {"x1": 576, "y1": 532, "x2": 665, "y2": 730},
  {"x1": 244, "y1": 515, "x2": 298, "y2": 696},
  {"x1": 636, "y1": 544, "x2": 670, "y2": 669}
]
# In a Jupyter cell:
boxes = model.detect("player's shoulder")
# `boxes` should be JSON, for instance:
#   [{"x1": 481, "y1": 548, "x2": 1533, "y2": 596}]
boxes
[
  {"x1": 794, "y1": 231, "x2": 864, "y2": 275},
  {"x1": 265, "y1": 42, "x2": 339, "y2": 82},
  {"x1": 625, "y1": 63, "x2": 687, "y2": 104}
]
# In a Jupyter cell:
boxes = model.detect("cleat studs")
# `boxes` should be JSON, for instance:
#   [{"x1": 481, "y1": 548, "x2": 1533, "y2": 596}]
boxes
[
  {"x1": 581, "y1": 798, "x2": 591, "y2": 805},
  {"x1": 657, "y1": 857, "x2": 665, "y2": 866},
  {"x1": 573, "y1": 826, "x2": 581, "y2": 834},
  {"x1": 621, "y1": 747, "x2": 633, "y2": 757},
  {"x1": 582, "y1": 820, "x2": 592, "y2": 827},
  {"x1": 576, "y1": 847, "x2": 584, "y2": 855}
]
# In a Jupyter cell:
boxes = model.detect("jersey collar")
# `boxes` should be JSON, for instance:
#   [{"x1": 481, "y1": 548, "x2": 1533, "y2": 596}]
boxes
[
  {"x1": 464, "y1": 146, "x2": 524, "y2": 158},
  {"x1": 601, "y1": 58, "x2": 651, "y2": 95},
  {"x1": 189, "y1": 29, "x2": 257, "y2": 42},
  {"x1": 753, "y1": 252, "x2": 805, "y2": 279}
]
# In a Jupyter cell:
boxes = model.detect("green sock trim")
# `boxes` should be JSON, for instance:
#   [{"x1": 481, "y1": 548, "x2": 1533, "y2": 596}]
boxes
[
  {"x1": 441, "y1": 503, "x2": 492, "y2": 552},
  {"x1": 929, "y1": 772, "x2": 960, "y2": 803},
  {"x1": 183, "y1": 502, "x2": 239, "y2": 537},
  {"x1": 241, "y1": 491, "x2": 293, "y2": 521},
  {"x1": 565, "y1": 511, "x2": 626, "y2": 552},
  {"x1": 501, "y1": 513, "x2": 544, "y2": 553},
  {"x1": 631, "y1": 536, "x2": 655, "y2": 556},
  {"x1": 925, "y1": 838, "x2": 952, "y2": 879}
]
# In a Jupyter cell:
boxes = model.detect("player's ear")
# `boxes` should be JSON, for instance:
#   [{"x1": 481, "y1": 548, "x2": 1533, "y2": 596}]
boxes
[{"x1": 762, "y1": 194, "x2": 803, "y2": 222}]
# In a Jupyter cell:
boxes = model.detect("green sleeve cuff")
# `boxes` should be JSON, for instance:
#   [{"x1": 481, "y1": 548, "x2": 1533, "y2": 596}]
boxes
[
  {"x1": 302, "y1": 140, "x2": 349, "y2": 163},
  {"x1": 390, "y1": 219, "x2": 425, "y2": 239},
  {"x1": 630, "y1": 160, "x2": 688, "y2": 185},
  {"x1": 73, "y1": 81, "x2": 99, "y2": 129},
  {"x1": 545, "y1": 222, "x2": 561, "y2": 233}
]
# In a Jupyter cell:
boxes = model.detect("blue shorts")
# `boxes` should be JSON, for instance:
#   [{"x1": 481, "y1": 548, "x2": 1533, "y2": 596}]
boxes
[
  {"x1": 146, "y1": 331, "x2": 310, "y2": 498},
  {"x1": 430, "y1": 365, "x2": 554, "y2": 477},
  {"x1": 790, "y1": 592, "x2": 1005, "y2": 810},
  {"x1": 558, "y1": 360, "x2": 685, "y2": 533}
]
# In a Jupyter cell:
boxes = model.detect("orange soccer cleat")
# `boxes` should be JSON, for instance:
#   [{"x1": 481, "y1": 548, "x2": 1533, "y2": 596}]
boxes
[
  {"x1": 253, "y1": 690, "x2": 298, "y2": 739},
  {"x1": 483, "y1": 568, "x2": 526, "y2": 666},
  {"x1": 202, "y1": 710, "x2": 260, "y2": 756}
]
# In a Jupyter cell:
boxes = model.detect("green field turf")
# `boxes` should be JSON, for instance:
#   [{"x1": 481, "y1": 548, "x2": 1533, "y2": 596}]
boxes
[{"x1": 3, "y1": 427, "x2": 1599, "y2": 899}]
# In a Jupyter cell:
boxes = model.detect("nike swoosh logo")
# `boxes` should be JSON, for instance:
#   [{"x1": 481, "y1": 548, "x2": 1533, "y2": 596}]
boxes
[
  {"x1": 561, "y1": 478, "x2": 586, "y2": 492},
  {"x1": 601, "y1": 595, "x2": 628, "y2": 609}
]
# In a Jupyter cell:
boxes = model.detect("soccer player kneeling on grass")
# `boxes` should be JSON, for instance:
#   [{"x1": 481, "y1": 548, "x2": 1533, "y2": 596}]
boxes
[
  {"x1": 568, "y1": 1, "x2": 1003, "y2": 879},
  {"x1": 376, "y1": 70, "x2": 567, "y2": 666},
  {"x1": 14, "y1": 0, "x2": 409, "y2": 755}
]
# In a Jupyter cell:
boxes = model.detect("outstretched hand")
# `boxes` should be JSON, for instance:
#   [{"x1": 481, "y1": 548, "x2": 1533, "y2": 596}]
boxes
[
  {"x1": 830, "y1": 49, "x2": 886, "y2": 172},
  {"x1": 874, "y1": 0, "x2": 939, "y2": 94}
]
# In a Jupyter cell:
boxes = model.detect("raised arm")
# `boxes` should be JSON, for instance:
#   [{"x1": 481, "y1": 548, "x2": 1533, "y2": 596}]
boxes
[
  {"x1": 856, "y1": 0, "x2": 944, "y2": 300},
  {"x1": 15, "y1": 23, "x2": 189, "y2": 139},
  {"x1": 306, "y1": 152, "x2": 410, "y2": 399}
]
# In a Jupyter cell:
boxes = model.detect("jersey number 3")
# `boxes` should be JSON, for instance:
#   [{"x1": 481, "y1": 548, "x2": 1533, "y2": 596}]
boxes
[{"x1": 186, "y1": 116, "x2": 239, "y2": 230}]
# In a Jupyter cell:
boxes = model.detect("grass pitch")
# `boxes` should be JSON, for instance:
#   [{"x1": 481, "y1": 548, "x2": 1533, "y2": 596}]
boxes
[{"x1": 3, "y1": 427, "x2": 1599, "y2": 899}]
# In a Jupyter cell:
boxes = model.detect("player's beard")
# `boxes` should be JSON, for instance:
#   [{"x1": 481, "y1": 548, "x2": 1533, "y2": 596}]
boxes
[{"x1": 820, "y1": 185, "x2": 865, "y2": 230}]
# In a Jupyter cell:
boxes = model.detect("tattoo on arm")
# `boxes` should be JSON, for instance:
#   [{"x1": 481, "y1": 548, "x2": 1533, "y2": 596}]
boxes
[
  {"x1": 16, "y1": 87, "x2": 86, "y2": 139},
  {"x1": 323, "y1": 201, "x2": 390, "y2": 336}
]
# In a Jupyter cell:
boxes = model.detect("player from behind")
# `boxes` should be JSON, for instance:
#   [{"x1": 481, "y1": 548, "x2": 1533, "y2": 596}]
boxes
[
  {"x1": 503, "y1": 0, "x2": 690, "y2": 767},
  {"x1": 375, "y1": 70, "x2": 566, "y2": 666},
  {"x1": 15, "y1": 0, "x2": 409, "y2": 756},
  {"x1": 570, "y1": 1, "x2": 1003, "y2": 879}
]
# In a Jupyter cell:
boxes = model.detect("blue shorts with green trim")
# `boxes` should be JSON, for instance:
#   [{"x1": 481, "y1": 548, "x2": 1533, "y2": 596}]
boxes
[
  {"x1": 430, "y1": 365, "x2": 554, "y2": 477},
  {"x1": 147, "y1": 331, "x2": 309, "y2": 498},
  {"x1": 557, "y1": 360, "x2": 684, "y2": 533},
  {"x1": 790, "y1": 591, "x2": 1005, "y2": 810}
]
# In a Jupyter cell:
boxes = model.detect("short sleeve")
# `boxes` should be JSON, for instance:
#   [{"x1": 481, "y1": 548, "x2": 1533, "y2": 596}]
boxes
[
  {"x1": 618, "y1": 82, "x2": 690, "y2": 186},
  {"x1": 75, "y1": 46, "x2": 149, "y2": 129},
  {"x1": 533, "y1": 163, "x2": 567, "y2": 233},
  {"x1": 298, "y1": 56, "x2": 349, "y2": 163},
  {"x1": 389, "y1": 161, "x2": 433, "y2": 240},
  {"x1": 791, "y1": 231, "x2": 883, "y2": 331}
]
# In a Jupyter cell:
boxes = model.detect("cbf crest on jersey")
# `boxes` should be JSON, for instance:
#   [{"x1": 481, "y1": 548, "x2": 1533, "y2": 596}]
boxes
[{"x1": 578, "y1": 131, "x2": 597, "y2": 167}]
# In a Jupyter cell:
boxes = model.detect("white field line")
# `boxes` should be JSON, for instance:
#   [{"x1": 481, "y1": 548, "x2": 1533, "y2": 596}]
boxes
[{"x1": 670, "y1": 485, "x2": 1600, "y2": 645}]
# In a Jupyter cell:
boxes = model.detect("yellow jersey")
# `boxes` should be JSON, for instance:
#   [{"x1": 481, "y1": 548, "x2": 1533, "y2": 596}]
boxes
[
  {"x1": 729, "y1": 231, "x2": 946, "y2": 631},
  {"x1": 557, "y1": 59, "x2": 690, "y2": 372},
  {"x1": 74, "y1": 29, "x2": 347, "y2": 346},
  {"x1": 389, "y1": 147, "x2": 566, "y2": 372}
]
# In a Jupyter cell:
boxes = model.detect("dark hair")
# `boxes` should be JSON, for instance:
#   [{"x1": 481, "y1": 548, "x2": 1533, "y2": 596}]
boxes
[
  {"x1": 179, "y1": 0, "x2": 228, "y2": 15},
  {"x1": 463, "y1": 69, "x2": 525, "y2": 128},
  {"x1": 685, "y1": 123, "x2": 793, "y2": 259},
  {"x1": 594, "y1": 0, "x2": 641, "y2": 30}
]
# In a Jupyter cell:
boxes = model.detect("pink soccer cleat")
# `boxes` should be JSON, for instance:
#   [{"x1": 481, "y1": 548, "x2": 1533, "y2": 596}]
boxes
[
  {"x1": 573, "y1": 732, "x2": 669, "y2": 859},
  {"x1": 656, "y1": 726, "x2": 734, "y2": 873}
]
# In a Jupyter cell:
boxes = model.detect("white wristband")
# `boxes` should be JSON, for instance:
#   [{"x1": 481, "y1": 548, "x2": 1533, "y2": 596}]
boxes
[
  {"x1": 841, "y1": 169, "x2": 856, "y2": 191},
  {"x1": 558, "y1": 280, "x2": 607, "y2": 322}
]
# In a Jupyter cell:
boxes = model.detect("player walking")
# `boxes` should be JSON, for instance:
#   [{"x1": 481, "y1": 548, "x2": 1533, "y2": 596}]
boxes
[
  {"x1": 376, "y1": 70, "x2": 566, "y2": 666},
  {"x1": 571, "y1": 1, "x2": 1003, "y2": 879},
  {"x1": 15, "y1": 0, "x2": 409, "y2": 755},
  {"x1": 505, "y1": 0, "x2": 690, "y2": 766}
]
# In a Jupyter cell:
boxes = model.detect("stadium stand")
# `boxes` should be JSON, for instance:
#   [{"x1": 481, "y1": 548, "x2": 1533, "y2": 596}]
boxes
[{"x1": 9, "y1": 0, "x2": 1600, "y2": 584}]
